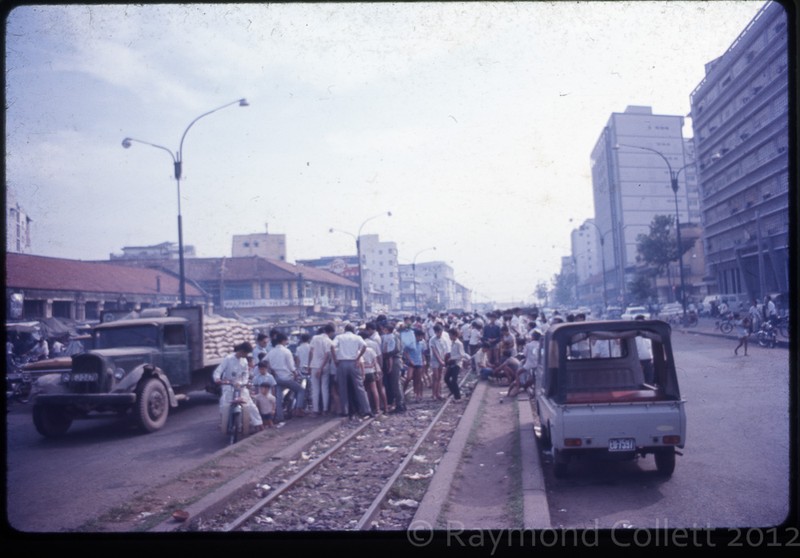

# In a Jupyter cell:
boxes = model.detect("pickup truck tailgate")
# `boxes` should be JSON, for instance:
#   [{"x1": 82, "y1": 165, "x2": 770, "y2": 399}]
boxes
[{"x1": 556, "y1": 399, "x2": 686, "y2": 450}]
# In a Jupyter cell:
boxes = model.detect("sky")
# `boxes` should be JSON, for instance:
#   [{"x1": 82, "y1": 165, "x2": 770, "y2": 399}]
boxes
[{"x1": 5, "y1": 1, "x2": 769, "y2": 303}]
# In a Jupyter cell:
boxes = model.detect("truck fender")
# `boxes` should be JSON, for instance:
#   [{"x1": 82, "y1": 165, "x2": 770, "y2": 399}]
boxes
[
  {"x1": 30, "y1": 373, "x2": 69, "y2": 398},
  {"x1": 113, "y1": 364, "x2": 180, "y2": 408}
]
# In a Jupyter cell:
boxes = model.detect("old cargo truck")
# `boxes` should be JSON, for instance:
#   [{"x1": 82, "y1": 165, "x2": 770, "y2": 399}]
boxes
[
  {"x1": 31, "y1": 307, "x2": 253, "y2": 438},
  {"x1": 534, "y1": 319, "x2": 686, "y2": 478}
]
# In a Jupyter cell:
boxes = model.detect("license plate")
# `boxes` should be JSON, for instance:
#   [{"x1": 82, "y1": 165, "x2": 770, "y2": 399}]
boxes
[
  {"x1": 72, "y1": 373, "x2": 98, "y2": 382},
  {"x1": 608, "y1": 438, "x2": 636, "y2": 452}
]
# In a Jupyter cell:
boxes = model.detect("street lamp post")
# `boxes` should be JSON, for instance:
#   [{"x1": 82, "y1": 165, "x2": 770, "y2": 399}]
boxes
[
  {"x1": 614, "y1": 143, "x2": 693, "y2": 319},
  {"x1": 329, "y1": 211, "x2": 392, "y2": 318},
  {"x1": 122, "y1": 98, "x2": 249, "y2": 306},
  {"x1": 579, "y1": 222, "x2": 610, "y2": 314},
  {"x1": 412, "y1": 246, "x2": 436, "y2": 315}
]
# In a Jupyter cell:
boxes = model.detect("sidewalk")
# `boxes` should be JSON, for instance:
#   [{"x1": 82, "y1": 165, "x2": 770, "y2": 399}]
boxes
[{"x1": 672, "y1": 316, "x2": 789, "y2": 349}]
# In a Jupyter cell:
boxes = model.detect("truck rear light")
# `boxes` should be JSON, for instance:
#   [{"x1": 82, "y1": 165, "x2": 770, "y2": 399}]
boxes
[
  {"x1": 564, "y1": 438, "x2": 582, "y2": 447},
  {"x1": 662, "y1": 435, "x2": 681, "y2": 445}
]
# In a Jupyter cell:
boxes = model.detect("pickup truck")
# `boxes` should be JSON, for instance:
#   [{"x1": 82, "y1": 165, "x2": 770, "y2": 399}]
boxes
[
  {"x1": 534, "y1": 319, "x2": 686, "y2": 478},
  {"x1": 30, "y1": 307, "x2": 253, "y2": 438}
]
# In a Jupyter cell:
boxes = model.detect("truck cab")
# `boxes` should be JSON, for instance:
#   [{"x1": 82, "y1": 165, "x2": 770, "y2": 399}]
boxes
[
  {"x1": 535, "y1": 320, "x2": 686, "y2": 478},
  {"x1": 31, "y1": 307, "x2": 220, "y2": 438}
]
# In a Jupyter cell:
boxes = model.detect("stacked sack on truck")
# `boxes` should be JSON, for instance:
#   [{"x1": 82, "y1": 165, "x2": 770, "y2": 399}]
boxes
[{"x1": 203, "y1": 315, "x2": 254, "y2": 361}]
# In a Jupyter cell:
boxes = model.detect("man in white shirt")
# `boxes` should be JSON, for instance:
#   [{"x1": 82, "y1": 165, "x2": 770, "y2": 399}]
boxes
[
  {"x1": 331, "y1": 323, "x2": 372, "y2": 418},
  {"x1": 266, "y1": 332, "x2": 306, "y2": 419},
  {"x1": 429, "y1": 324, "x2": 449, "y2": 401},
  {"x1": 308, "y1": 324, "x2": 335, "y2": 415},
  {"x1": 213, "y1": 342, "x2": 264, "y2": 432}
]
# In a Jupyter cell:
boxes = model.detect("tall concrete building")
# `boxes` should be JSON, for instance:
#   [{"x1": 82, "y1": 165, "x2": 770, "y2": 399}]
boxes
[
  {"x1": 690, "y1": 0, "x2": 790, "y2": 302},
  {"x1": 572, "y1": 219, "x2": 603, "y2": 308},
  {"x1": 6, "y1": 190, "x2": 32, "y2": 254},
  {"x1": 590, "y1": 105, "x2": 700, "y2": 306},
  {"x1": 358, "y1": 234, "x2": 399, "y2": 311},
  {"x1": 231, "y1": 224, "x2": 287, "y2": 261}
]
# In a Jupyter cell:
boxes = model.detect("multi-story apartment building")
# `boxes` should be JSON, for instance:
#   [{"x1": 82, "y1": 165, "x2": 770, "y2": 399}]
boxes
[
  {"x1": 110, "y1": 241, "x2": 196, "y2": 260},
  {"x1": 358, "y1": 234, "x2": 399, "y2": 310},
  {"x1": 572, "y1": 219, "x2": 603, "y2": 308},
  {"x1": 689, "y1": 0, "x2": 790, "y2": 302},
  {"x1": 6, "y1": 191, "x2": 33, "y2": 254},
  {"x1": 231, "y1": 225, "x2": 287, "y2": 261},
  {"x1": 590, "y1": 105, "x2": 701, "y2": 306}
]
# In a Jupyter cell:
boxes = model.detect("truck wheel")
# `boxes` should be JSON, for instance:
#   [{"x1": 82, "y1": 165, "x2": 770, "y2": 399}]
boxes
[
  {"x1": 654, "y1": 448, "x2": 676, "y2": 477},
  {"x1": 135, "y1": 378, "x2": 169, "y2": 433},
  {"x1": 553, "y1": 448, "x2": 569, "y2": 479},
  {"x1": 33, "y1": 404, "x2": 72, "y2": 438}
]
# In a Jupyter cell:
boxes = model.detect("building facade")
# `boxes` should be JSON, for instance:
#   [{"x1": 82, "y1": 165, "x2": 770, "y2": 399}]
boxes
[
  {"x1": 231, "y1": 225, "x2": 287, "y2": 261},
  {"x1": 6, "y1": 191, "x2": 32, "y2": 255},
  {"x1": 358, "y1": 234, "x2": 399, "y2": 311},
  {"x1": 689, "y1": 0, "x2": 790, "y2": 302},
  {"x1": 110, "y1": 241, "x2": 196, "y2": 260},
  {"x1": 6, "y1": 253, "x2": 205, "y2": 321},
  {"x1": 590, "y1": 105, "x2": 701, "y2": 306}
]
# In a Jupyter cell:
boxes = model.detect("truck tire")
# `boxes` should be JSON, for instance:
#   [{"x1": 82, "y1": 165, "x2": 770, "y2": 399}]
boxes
[
  {"x1": 33, "y1": 404, "x2": 72, "y2": 438},
  {"x1": 654, "y1": 448, "x2": 676, "y2": 477},
  {"x1": 135, "y1": 378, "x2": 169, "y2": 433}
]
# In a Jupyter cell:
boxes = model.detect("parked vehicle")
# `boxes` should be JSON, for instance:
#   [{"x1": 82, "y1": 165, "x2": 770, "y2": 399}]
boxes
[
  {"x1": 715, "y1": 312, "x2": 735, "y2": 334},
  {"x1": 604, "y1": 306, "x2": 623, "y2": 320},
  {"x1": 30, "y1": 307, "x2": 254, "y2": 438},
  {"x1": 534, "y1": 319, "x2": 686, "y2": 478},
  {"x1": 222, "y1": 381, "x2": 250, "y2": 445},
  {"x1": 755, "y1": 320, "x2": 778, "y2": 349},
  {"x1": 620, "y1": 306, "x2": 651, "y2": 320}
]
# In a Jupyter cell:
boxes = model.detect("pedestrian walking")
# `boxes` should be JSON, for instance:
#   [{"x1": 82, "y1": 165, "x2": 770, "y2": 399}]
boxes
[
  {"x1": 734, "y1": 314, "x2": 750, "y2": 356},
  {"x1": 445, "y1": 328, "x2": 466, "y2": 400}
]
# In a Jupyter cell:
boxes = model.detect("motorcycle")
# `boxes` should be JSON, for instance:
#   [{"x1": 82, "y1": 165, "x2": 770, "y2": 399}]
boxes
[
  {"x1": 755, "y1": 321, "x2": 778, "y2": 349},
  {"x1": 6, "y1": 355, "x2": 35, "y2": 405},
  {"x1": 222, "y1": 381, "x2": 250, "y2": 445}
]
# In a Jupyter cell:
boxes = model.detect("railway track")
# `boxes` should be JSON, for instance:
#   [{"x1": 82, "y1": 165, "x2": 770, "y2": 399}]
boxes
[{"x1": 172, "y1": 373, "x2": 478, "y2": 532}]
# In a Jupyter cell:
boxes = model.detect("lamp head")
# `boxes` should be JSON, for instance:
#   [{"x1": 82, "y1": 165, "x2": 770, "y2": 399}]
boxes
[
  {"x1": 328, "y1": 228, "x2": 334, "y2": 233},
  {"x1": 239, "y1": 98, "x2": 249, "y2": 107},
  {"x1": 387, "y1": 211, "x2": 392, "y2": 217},
  {"x1": 122, "y1": 138, "x2": 132, "y2": 149}
]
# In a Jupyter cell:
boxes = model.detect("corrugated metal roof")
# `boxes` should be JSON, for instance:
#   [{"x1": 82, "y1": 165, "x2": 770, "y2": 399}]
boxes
[{"x1": 5, "y1": 253, "x2": 202, "y2": 296}]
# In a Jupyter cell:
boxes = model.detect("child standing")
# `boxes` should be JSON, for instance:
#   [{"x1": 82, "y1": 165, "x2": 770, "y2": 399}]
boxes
[
  {"x1": 734, "y1": 314, "x2": 750, "y2": 356},
  {"x1": 254, "y1": 383, "x2": 276, "y2": 428}
]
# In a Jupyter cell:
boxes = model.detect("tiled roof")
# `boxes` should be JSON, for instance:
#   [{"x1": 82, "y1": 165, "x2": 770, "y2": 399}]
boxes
[
  {"x1": 5, "y1": 253, "x2": 202, "y2": 296},
  {"x1": 109, "y1": 256, "x2": 358, "y2": 288}
]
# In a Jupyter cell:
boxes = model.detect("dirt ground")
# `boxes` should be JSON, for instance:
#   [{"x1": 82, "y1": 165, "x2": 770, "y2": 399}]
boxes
[{"x1": 439, "y1": 382, "x2": 521, "y2": 530}]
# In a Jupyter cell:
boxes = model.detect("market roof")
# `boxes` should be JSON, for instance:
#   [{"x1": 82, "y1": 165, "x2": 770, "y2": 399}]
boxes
[{"x1": 5, "y1": 253, "x2": 203, "y2": 297}]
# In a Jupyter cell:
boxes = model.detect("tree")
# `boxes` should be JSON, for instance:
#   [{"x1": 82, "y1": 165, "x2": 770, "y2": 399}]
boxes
[
  {"x1": 628, "y1": 270, "x2": 657, "y2": 304},
  {"x1": 553, "y1": 272, "x2": 576, "y2": 307},
  {"x1": 535, "y1": 280, "x2": 549, "y2": 307},
  {"x1": 636, "y1": 215, "x2": 694, "y2": 300}
]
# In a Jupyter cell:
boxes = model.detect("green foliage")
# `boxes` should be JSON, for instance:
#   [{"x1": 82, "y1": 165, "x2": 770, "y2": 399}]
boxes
[
  {"x1": 627, "y1": 270, "x2": 657, "y2": 304},
  {"x1": 553, "y1": 272, "x2": 576, "y2": 307}
]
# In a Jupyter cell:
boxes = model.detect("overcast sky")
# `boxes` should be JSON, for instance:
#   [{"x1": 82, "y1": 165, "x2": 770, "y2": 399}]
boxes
[{"x1": 5, "y1": 1, "x2": 768, "y2": 303}]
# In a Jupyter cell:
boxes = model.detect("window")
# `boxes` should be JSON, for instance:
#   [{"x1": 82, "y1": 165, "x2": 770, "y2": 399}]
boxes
[
  {"x1": 269, "y1": 283, "x2": 283, "y2": 298},
  {"x1": 164, "y1": 325, "x2": 187, "y2": 346},
  {"x1": 224, "y1": 283, "x2": 252, "y2": 300}
]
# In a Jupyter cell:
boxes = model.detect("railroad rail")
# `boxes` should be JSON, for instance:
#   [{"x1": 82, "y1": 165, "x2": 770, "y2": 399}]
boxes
[{"x1": 169, "y1": 373, "x2": 477, "y2": 532}]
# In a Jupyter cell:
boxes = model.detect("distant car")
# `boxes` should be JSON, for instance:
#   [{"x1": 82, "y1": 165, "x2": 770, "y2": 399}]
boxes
[
  {"x1": 621, "y1": 306, "x2": 651, "y2": 320},
  {"x1": 659, "y1": 303, "x2": 683, "y2": 317},
  {"x1": 604, "y1": 306, "x2": 623, "y2": 320}
]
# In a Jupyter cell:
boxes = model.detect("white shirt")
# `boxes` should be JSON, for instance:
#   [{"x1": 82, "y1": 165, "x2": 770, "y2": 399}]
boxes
[
  {"x1": 449, "y1": 338, "x2": 467, "y2": 364},
  {"x1": 635, "y1": 336, "x2": 653, "y2": 360},
  {"x1": 430, "y1": 334, "x2": 449, "y2": 367},
  {"x1": 295, "y1": 342, "x2": 311, "y2": 370},
  {"x1": 266, "y1": 344, "x2": 296, "y2": 382},
  {"x1": 309, "y1": 333, "x2": 333, "y2": 367},
  {"x1": 361, "y1": 347, "x2": 380, "y2": 374},
  {"x1": 332, "y1": 331, "x2": 366, "y2": 360},
  {"x1": 213, "y1": 353, "x2": 249, "y2": 385}
]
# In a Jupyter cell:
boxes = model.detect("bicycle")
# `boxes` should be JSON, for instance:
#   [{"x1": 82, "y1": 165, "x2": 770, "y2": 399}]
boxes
[
  {"x1": 715, "y1": 313, "x2": 735, "y2": 334},
  {"x1": 666, "y1": 312, "x2": 699, "y2": 328}
]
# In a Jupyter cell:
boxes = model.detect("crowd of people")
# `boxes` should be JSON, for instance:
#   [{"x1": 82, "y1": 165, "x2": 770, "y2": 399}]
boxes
[{"x1": 211, "y1": 307, "x2": 568, "y2": 434}]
